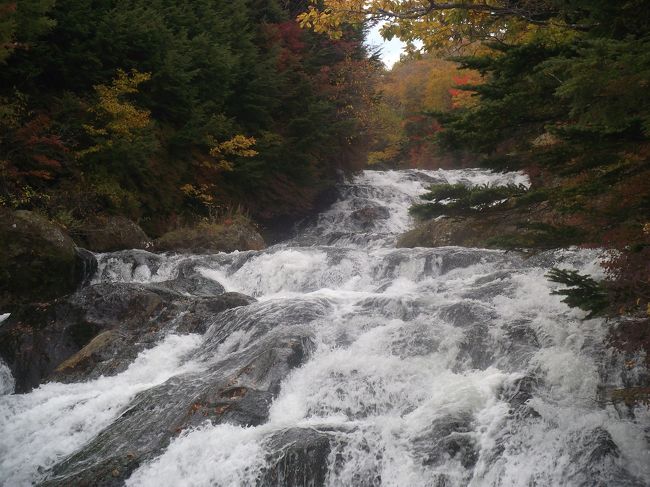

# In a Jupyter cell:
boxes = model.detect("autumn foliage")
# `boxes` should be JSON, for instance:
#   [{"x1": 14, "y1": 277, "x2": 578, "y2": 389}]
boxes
[
  {"x1": 0, "y1": 0, "x2": 380, "y2": 232},
  {"x1": 368, "y1": 55, "x2": 481, "y2": 168}
]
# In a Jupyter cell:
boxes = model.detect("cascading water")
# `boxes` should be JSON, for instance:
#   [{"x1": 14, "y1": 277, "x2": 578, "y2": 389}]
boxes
[{"x1": 0, "y1": 169, "x2": 648, "y2": 487}]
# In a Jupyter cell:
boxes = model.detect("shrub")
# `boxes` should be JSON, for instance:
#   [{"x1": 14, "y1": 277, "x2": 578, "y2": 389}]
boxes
[
  {"x1": 410, "y1": 182, "x2": 528, "y2": 219},
  {"x1": 547, "y1": 268, "x2": 610, "y2": 318}
]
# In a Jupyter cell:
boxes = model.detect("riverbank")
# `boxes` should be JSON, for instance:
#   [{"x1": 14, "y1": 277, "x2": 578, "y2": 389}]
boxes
[{"x1": 398, "y1": 162, "x2": 650, "y2": 380}]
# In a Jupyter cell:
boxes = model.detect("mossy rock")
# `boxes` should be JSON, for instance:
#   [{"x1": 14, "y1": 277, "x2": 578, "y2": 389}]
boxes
[
  {"x1": 155, "y1": 218, "x2": 266, "y2": 254},
  {"x1": 0, "y1": 209, "x2": 96, "y2": 309},
  {"x1": 74, "y1": 216, "x2": 152, "y2": 252},
  {"x1": 397, "y1": 215, "x2": 519, "y2": 248}
]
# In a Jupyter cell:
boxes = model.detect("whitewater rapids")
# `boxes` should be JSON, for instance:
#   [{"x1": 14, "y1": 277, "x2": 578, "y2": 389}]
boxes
[{"x1": 0, "y1": 169, "x2": 648, "y2": 487}]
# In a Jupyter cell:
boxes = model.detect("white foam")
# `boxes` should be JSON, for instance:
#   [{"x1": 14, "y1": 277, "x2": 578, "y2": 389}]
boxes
[
  {"x1": 0, "y1": 334, "x2": 203, "y2": 486},
  {"x1": 0, "y1": 359, "x2": 14, "y2": 396},
  {"x1": 126, "y1": 423, "x2": 266, "y2": 487},
  {"x1": 8, "y1": 168, "x2": 647, "y2": 487}
]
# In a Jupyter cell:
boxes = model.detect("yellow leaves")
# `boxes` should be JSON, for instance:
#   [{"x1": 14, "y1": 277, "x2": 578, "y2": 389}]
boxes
[
  {"x1": 298, "y1": 1, "x2": 577, "y2": 51},
  {"x1": 181, "y1": 183, "x2": 215, "y2": 206},
  {"x1": 298, "y1": 1, "x2": 366, "y2": 39},
  {"x1": 205, "y1": 134, "x2": 257, "y2": 173},
  {"x1": 368, "y1": 145, "x2": 401, "y2": 165},
  {"x1": 90, "y1": 69, "x2": 151, "y2": 141},
  {"x1": 210, "y1": 135, "x2": 258, "y2": 159},
  {"x1": 80, "y1": 69, "x2": 152, "y2": 157},
  {"x1": 298, "y1": 6, "x2": 345, "y2": 39}
]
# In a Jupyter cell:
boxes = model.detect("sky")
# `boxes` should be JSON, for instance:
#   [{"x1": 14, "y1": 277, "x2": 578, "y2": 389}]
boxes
[{"x1": 366, "y1": 23, "x2": 407, "y2": 68}]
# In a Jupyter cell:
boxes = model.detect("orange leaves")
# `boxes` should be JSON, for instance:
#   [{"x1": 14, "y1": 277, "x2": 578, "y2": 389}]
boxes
[{"x1": 449, "y1": 71, "x2": 482, "y2": 109}]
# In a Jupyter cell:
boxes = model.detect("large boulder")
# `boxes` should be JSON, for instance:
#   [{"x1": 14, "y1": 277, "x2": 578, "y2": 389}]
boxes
[
  {"x1": 156, "y1": 217, "x2": 265, "y2": 253},
  {"x1": 349, "y1": 205, "x2": 390, "y2": 230},
  {"x1": 260, "y1": 428, "x2": 332, "y2": 487},
  {"x1": 73, "y1": 216, "x2": 152, "y2": 252},
  {"x1": 397, "y1": 215, "x2": 517, "y2": 248},
  {"x1": 397, "y1": 202, "x2": 572, "y2": 250},
  {"x1": 0, "y1": 282, "x2": 255, "y2": 392},
  {"x1": 40, "y1": 332, "x2": 312, "y2": 487},
  {"x1": 0, "y1": 209, "x2": 96, "y2": 309}
]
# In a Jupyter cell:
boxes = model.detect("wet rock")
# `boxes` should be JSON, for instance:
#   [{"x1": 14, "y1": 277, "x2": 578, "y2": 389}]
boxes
[
  {"x1": 456, "y1": 323, "x2": 495, "y2": 370},
  {"x1": 413, "y1": 412, "x2": 478, "y2": 470},
  {"x1": 461, "y1": 270, "x2": 516, "y2": 302},
  {"x1": 157, "y1": 260, "x2": 225, "y2": 297},
  {"x1": 74, "y1": 216, "x2": 153, "y2": 252},
  {"x1": 349, "y1": 206, "x2": 390, "y2": 230},
  {"x1": 397, "y1": 215, "x2": 518, "y2": 249},
  {"x1": 496, "y1": 320, "x2": 541, "y2": 371},
  {"x1": 259, "y1": 428, "x2": 332, "y2": 487},
  {"x1": 566, "y1": 427, "x2": 645, "y2": 487},
  {"x1": 438, "y1": 301, "x2": 494, "y2": 329},
  {"x1": 75, "y1": 248, "x2": 98, "y2": 287},
  {"x1": 53, "y1": 330, "x2": 123, "y2": 377},
  {"x1": 397, "y1": 201, "x2": 580, "y2": 251},
  {"x1": 500, "y1": 375, "x2": 541, "y2": 418},
  {"x1": 39, "y1": 334, "x2": 313, "y2": 487},
  {"x1": 0, "y1": 283, "x2": 255, "y2": 391},
  {"x1": 95, "y1": 249, "x2": 164, "y2": 282},
  {"x1": 0, "y1": 209, "x2": 96, "y2": 309},
  {"x1": 156, "y1": 217, "x2": 265, "y2": 254},
  {"x1": 0, "y1": 283, "x2": 174, "y2": 391},
  {"x1": 175, "y1": 292, "x2": 256, "y2": 334}
]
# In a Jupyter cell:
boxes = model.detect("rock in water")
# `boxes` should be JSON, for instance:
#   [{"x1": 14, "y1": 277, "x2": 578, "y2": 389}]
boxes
[
  {"x1": 0, "y1": 282, "x2": 255, "y2": 392},
  {"x1": 0, "y1": 209, "x2": 96, "y2": 309},
  {"x1": 155, "y1": 218, "x2": 265, "y2": 253},
  {"x1": 260, "y1": 428, "x2": 332, "y2": 487},
  {"x1": 74, "y1": 216, "x2": 153, "y2": 252}
]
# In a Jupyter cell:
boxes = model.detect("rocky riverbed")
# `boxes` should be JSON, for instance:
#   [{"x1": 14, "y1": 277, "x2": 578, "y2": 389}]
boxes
[{"x1": 1, "y1": 169, "x2": 648, "y2": 487}]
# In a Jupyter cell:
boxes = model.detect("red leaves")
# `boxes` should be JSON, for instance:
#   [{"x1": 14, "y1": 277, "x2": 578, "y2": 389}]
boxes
[
  {"x1": 5, "y1": 113, "x2": 69, "y2": 183},
  {"x1": 25, "y1": 170, "x2": 55, "y2": 181},
  {"x1": 32, "y1": 154, "x2": 62, "y2": 170},
  {"x1": 449, "y1": 72, "x2": 482, "y2": 109},
  {"x1": 276, "y1": 21, "x2": 306, "y2": 53},
  {"x1": 265, "y1": 21, "x2": 307, "y2": 71}
]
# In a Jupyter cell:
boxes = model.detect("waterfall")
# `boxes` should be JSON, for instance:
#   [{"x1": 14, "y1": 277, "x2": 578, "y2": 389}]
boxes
[{"x1": 1, "y1": 169, "x2": 648, "y2": 487}]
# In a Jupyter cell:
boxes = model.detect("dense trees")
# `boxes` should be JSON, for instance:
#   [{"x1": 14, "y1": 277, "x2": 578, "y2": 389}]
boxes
[
  {"x1": 367, "y1": 55, "x2": 481, "y2": 168},
  {"x1": 0, "y1": 0, "x2": 380, "y2": 233},
  {"x1": 302, "y1": 0, "x2": 650, "y2": 315}
]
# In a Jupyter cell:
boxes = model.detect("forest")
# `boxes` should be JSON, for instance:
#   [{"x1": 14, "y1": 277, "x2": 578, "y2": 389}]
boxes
[
  {"x1": 306, "y1": 0, "x2": 650, "y2": 327},
  {"x1": 1, "y1": 1, "x2": 648, "y2": 319},
  {"x1": 0, "y1": 2, "x2": 649, "y2": 485},
  {"x1": 0, "y1": 0, "x2": 381, "y2": 237}
]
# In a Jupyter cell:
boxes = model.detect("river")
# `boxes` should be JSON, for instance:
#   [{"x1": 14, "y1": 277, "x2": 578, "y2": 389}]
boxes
[{"x1": 1, "y1": 169, "x2": 649, "y2": 486}]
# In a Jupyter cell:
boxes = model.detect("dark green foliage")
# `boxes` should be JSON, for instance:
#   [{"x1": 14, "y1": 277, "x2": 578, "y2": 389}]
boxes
[
  {"x1": 0, "y1": 0, "x2": 376, "y2": 231},
  {"x1": 424, "y1": 3, "x2": 650, "y2": 321},
  {"x1": 434, "y1": 1, "x2": 650, "y2": 166},
  {"x1": 547, "y1": 268, "x2": 610, "y2": 318},
  {"x1": 542, "y1": 36, "x2": 650, "y2": 137},
  {"x1": 420, "y1": 183, "x2": 470, "y2": 201},
  {"x1": 410, "y1": 183, "x2": 528, "y2": 219},
  {"x1": 438, "y1": 41, "x2": 571, "y2": 155}
]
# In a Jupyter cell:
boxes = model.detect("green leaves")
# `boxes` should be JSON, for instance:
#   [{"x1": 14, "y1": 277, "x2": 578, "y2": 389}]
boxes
[
  {"x1": 410, "y1": 183, "x2": 529, "y2": 219},
  {"x1": 542, "y1": 36, "x2": 650, "y2": 137},
  {"x1": 547, "y1": 268, "x2": 610, "y2": 318}
]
